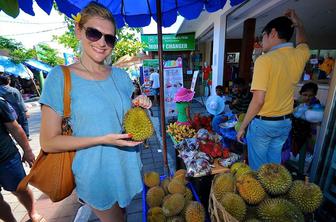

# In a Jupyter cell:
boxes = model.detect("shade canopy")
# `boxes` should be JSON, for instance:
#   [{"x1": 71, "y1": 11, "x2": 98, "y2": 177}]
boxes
[
  {"x1": 18, "y1": 0, "x2": 245, "y2": 28},
  {"x1": 24, "y1": 59, "x2": 53, "y2": 74},
  {"x1": 0, "y1": 56, "x2": 33, "y2": 79}
]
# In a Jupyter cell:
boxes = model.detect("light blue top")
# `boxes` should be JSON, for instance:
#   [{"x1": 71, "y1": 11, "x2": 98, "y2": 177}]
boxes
[
  {"x1": 270, "y1": 42, "x2": 293, "y2": 51},
  {"x1": 40, "y1": 66, "x2": 143, "y2": 210}
]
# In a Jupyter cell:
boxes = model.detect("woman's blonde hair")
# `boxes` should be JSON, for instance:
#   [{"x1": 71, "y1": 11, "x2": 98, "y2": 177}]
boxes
[{"x1": 78, "y1": 2, "x2": 116, "y2": 33}]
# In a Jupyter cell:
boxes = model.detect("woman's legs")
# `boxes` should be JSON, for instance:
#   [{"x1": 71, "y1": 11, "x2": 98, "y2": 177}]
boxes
[{"x1": 92, "y1": 203, "x2": 126, "y2": 222}]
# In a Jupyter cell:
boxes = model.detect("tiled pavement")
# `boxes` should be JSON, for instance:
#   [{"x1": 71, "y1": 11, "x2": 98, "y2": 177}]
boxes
[{"x1": 2, "y1": 99, "x2": 207, "y2": 222}]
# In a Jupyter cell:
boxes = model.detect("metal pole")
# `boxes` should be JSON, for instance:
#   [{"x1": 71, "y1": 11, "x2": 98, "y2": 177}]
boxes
[{"x1": 156, "y1": 0, "x2": 170, "y2": 176}]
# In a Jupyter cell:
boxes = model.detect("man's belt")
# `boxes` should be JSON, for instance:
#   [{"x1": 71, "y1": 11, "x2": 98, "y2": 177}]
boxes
[{"x1": 255, "y1": 114, "x2": 292, "y2": 121}]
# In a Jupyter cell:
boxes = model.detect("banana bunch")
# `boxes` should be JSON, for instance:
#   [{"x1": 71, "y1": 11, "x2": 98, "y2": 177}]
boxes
[{"x1": 166, "y1": 122, "x2": 196, "y2": 143}]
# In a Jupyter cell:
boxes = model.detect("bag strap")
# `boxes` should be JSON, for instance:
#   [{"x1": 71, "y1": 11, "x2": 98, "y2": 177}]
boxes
[{"x1": 61, "y1": 66, "x2": 71, "y2": 118}]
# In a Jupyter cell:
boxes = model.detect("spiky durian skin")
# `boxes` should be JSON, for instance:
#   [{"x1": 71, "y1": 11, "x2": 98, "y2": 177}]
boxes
[
  {"x1": 144, "y1": 171, "x2": 160, "y2": 187},
  {"x1": 146, "y1": 186, "x2": 165, "y2": 208},
  {"x1": 161, "y1": 178, "x2": 171, "y2": 194},
  {"x1": 168, "y1": 179, "x2": 186, "y2": 194},
  {"x1": 185, "y1": 201, "x2": 205, "y2": 222},
  {"x1": 288, "y1": 180, "x2": 323, "y2": 213},
  {"x1": 257, "y1": 198, "x2": 304, "y2": 222},
  {"x1": 167, "y1": 215, "x2": 185, "y2": 222},
  {"x1": 257, "y1": 164, "x2": 292, "y2": 195},
  {"x1": 148, "y1": 207, "x2": 167, "y2": 222},
  {"x1": 184, "y1": 188, "x2": 193, "y2": 202},
  {"x1": 213, "y1": 173, "x2": 235, "y2": 200},
  {"x1": 245, "y1": 219, "x2": 261, "y2": 222},
  {"x1": 236, "y1": 174, "x2": 266, "y2": 205},
  {"x1": 220, "y1": 193, "x2": 246, "y2": 222},
  {"x1": 123, "y1": 107, "x2": 154, "y2": 141},
  {"x1": 162, "y1": 193, "x2": 185, "y2": 217}
]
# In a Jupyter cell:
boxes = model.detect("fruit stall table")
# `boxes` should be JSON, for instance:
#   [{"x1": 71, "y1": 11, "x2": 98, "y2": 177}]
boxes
[{"x1": 168, "y1": 133, "x2": 232, "y2": 210}]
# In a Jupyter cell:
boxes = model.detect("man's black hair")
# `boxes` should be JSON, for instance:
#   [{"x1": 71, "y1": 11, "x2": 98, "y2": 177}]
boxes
[
  {"x1": 262, "y1": 16, "x2": 294, "y2": 42},
  {"x1": 300, "y1": 82, "x2": 318, "y2": 95},
  {"x1": 215, "y1": 85, "x2": 224, "y2": 90}
]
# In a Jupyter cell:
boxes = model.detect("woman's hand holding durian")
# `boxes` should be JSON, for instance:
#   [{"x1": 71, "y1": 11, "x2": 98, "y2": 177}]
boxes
[{"x1": 132, "y1": 95, "x2": 152, "y2": 109}]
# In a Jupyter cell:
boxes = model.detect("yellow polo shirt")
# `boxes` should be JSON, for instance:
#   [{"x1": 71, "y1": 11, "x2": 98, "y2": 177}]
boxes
[{"x1": 251, "y1": 43, "x2": 310, "y2": 117}]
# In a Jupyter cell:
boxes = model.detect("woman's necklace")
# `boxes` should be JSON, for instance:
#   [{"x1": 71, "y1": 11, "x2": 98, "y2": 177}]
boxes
[{"x1": 79, "y1": 59, "x2": 124, "y2": 131}]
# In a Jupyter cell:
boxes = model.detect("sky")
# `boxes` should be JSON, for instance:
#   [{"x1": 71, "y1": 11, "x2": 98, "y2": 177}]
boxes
[
  {"x1": 0, "y1": 3, "x2": 68, "y2": 50},
  {"x1": 0, "y1": 2, "x2": 183, "y2": 52}
]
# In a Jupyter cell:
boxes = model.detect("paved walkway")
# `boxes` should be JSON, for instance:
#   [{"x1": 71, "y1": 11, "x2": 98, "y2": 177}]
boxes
[{"x1": 2, "y1": 100, "x2": 207, "y2": 222}]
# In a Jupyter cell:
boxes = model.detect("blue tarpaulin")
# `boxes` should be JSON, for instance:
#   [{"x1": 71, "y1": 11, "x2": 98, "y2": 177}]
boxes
[
  {"x1": 0, "y1": 56, "x2": 32, "y2": 79},
  {"x1": 18, "y1": 0, "x2": 246, "y2": 28},
  {"x1": 24, "y1": 59, "x2": 53, "y2": 74}
]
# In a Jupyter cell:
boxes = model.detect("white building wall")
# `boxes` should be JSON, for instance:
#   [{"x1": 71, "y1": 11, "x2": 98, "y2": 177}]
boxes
[{"x1": 211, "y1": 14, "x2": 227, "y2": 95}]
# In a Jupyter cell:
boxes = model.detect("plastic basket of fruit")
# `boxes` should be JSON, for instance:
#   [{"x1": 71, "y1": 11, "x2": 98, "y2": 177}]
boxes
[{"x1": 142, "y1": 171, "x2": 210, "y2": 222}]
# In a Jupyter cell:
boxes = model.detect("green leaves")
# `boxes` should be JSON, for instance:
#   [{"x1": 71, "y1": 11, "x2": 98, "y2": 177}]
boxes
[
  {"x1": 35, "y1": 44, "x2": 63, "y2": 66},
  {"x1": 0, "y1": 36, "x2": 36, "y2": 63},
  {"x1": 0, "y1": 0, "x2": 20, "y2": 18},
  {"x1": 0, "y1": 36, "x2": 62, "y2": 66}
]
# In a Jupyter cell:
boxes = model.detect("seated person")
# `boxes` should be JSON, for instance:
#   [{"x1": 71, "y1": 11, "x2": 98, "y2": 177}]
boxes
[
  {"x1": 215, "y1": 85, "x2": 224, "y2": 97},
  {"x1": 228, "y1": 78, "x2": 252, "y2": 114},
  {"x1": 292, "y1": 82, "x2": 321, "y2": 159},
  {"x1": 212, "y1": 78, "x2": 252, "y2": 135}
]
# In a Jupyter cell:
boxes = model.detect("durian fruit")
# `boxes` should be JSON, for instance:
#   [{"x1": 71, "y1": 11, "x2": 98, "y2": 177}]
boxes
[
  {"x1": 168, "y1": 179, "x2": 186, "y2": 194},
  {"x1": 244, "y1": 219, "x2": 261, "y2": 222},
  {"x1": 236, "y1": 174, "x2": 266, "y2": 205},
  {"x1": 257, "y1": 198, "x2": 304, "y2": 222},
  {"x1": 287, "y1": 178, "x2": 323, "y2": 213},
  {"x1": 144, "y1": 171, "x2": 160, "y2": 187},
  {"x1": 245, "y1": 205, "x2": 259, "y2": 221},
  {"x1": 185, "y1": 201, "x2": 205, "y2": 222},
  {"x1": 257, "y1": 164, "x2": 292, "y2": 195},
  {"x1": 184, "y1": 188, "x2": 193, "y2": 202},
  {"x1": 162, "y1": 193, "x2": 185, "y2": 217},
  {"x1": 148, "y1": 207, "x2": 167, "y2": 222},
  {"x1": 146, "y1": 186, "x2": 165, "y2": 208},
  {"x1": 123, "y1": 107, "x2": 154, "y2": 141},
  {"x1": 235, "y1": 165, "x2": 252, "y2": 179},
  {"x1": 174, "y1": 169, "x2": 187, "y2": 185},
  {"x1": 163, "y1": 194, "x2": 172, "y2": 203},
  {"x1": 220, "y1": 193, "x2": 246, "y2": 222},
  {"x1": 161, "y1": 178, "x2": 171, "y2": 194},
  {"x1": 167, "y1": 215, "x2": 185, "y2": 222},
  {"x1": 213, "y1": 173, "x2": 235, "y2": 200},
  {"x1": 230, "y1": 162, "x2": 246, "y2": 175}
]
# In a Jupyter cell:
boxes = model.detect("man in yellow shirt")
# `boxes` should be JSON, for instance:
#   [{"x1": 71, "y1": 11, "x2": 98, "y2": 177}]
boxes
[{"x1": 237, "y1": 10, "x2": 310, "y2": 170}]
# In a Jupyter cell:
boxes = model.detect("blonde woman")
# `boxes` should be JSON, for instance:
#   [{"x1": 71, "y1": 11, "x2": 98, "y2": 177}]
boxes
[{"x1": 39, "y1": 2, "x2": 151, "y2": 221}]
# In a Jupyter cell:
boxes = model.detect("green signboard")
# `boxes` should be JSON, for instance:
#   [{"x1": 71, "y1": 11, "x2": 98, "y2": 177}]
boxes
[
  {"x1": 143, "y1": 59, "x2": 159, "y2": 67},
  {"x1": 141, "y1": 33, "x2": 195, "y2": 51}
]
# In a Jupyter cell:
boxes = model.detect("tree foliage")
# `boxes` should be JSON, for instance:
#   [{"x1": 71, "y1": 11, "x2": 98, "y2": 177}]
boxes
[
  {"x1": 35, "y1": 44, "x2": 64, "y2": 66},
  {"x1": 0, "y1": 36, "x2": 36, "y2": 63},
  {"x1": 0, "y1": 36, "x2": 63, "y2": 66}
]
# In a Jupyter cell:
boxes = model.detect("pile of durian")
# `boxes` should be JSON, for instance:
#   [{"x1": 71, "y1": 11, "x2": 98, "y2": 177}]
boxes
[
  {"x1": 166, "y1": 122, "x2": 196, "y2": 143},
  {"x1": 144, "y1": 170, "x2": 206, "y2": 222},
  {"x1": 211, "y1": 163, "x2": 323, "y2": 222}
]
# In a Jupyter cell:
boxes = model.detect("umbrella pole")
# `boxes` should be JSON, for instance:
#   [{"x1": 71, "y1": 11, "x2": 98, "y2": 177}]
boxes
[{"x1": 156, "y1": 0, "x2": 170, "y2": 177}]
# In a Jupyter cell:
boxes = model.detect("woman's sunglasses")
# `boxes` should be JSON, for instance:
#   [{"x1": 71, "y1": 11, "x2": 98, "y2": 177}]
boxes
[{"x1": 83, "y1": 27, "x2": 117, "y2": 48}]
